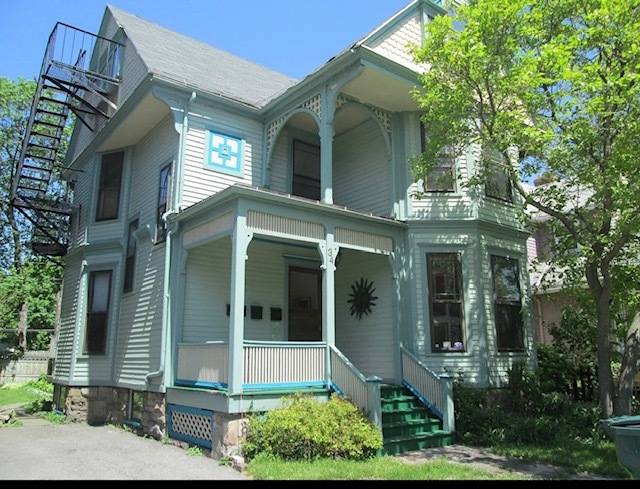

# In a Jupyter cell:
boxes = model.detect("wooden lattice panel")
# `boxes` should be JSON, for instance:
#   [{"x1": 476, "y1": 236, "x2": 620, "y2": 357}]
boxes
[{"x1": 167, "y1": 404, "x2": 214, "y2": 449}]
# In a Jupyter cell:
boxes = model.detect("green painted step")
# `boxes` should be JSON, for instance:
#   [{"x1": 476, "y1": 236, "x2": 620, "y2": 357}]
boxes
[{"x1": 380, "y1": 384, "x2": 455, "y2": 456}]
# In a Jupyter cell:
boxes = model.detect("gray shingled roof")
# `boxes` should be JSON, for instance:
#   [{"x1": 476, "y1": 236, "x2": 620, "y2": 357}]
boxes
[{"x1": 107, "y1": 4, "x2": 298, "y2": 109}]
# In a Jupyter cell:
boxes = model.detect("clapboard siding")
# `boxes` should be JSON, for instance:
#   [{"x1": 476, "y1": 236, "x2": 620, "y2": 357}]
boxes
[
  {"x1": 335, "y1": 252, "x2": 395, "y2": 381},
  {"x1": 267, "y1": 128, "x2": 291, "y2": 194},
  {"x1": 52, "y1": 256, "x2": 83, "y2": 382},
  {"x1": 406, "y1": 225, "x2": 533, "y2": 387},
  {"x1": 333, "y1": 118, "x2": 391, "y2": 217},
  {"x1": 181, "y1": 108, "x2": 263, "y2": 209},
  {"x1": 112, "y1": 114, "x2": 177, "y2": 386},
  {"x1": 69, "y1": 251, "x2": 123, "y2": 383},
  {"x1": 183, "y1": 240, "x2": 232, "y2": 343},
  {"x1": 407, "y1": 228, "x2": 486, "y2": 384},
  {"x1": 182, "y1": 239, "x2": 325, "y2": 344},
  {"x1": 127, "y1": 114, "x2": 177, "y2": 228}
]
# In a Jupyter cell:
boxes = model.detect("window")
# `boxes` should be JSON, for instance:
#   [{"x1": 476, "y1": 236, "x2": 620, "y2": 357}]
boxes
[
  {"x1": 483, "y1": 148, "x2": 512, "y2": 202},
  {"x1": 84, "y1": 270, "x2": 112, "y2": 355},
  {"x1": 96, "y1": 151, "x2": 124, "y2": 221},
  {"x1": 123, "y1": 219, "x2": 138, "y2": 293},
  {"x1": 156, "y1": 163, "x2": 172, "y2": 243},
  {"x1": 292, "y1": 140, "x2": 320, "y2": 200},
  {"x1": 491, "y1": 255, "x2": 524, "y2": 351},
  {"x1": 427, "y1": 253, "x2": 465, "y2": 352},
  {"x1": 419, "y1": 121, "x2": 455, "y2": 191}
]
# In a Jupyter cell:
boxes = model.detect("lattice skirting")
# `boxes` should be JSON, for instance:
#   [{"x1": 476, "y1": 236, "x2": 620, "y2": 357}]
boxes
[{"x1": 167, "y1": 404, "x2": 214, "y2": 449}]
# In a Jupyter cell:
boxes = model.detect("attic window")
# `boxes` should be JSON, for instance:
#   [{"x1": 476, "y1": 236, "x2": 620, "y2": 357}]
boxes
[{"x1": 204, "y1": 130, "x2": 244, "y2": 177}]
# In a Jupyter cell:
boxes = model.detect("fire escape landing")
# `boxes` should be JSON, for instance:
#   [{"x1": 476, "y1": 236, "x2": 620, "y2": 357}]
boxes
[{"x1": 10, "y1": 22, "x2": 122, "y2": 256}]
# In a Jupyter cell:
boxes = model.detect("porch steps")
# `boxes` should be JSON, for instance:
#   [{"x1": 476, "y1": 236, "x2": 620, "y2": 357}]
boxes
[{"x1": 380, "y1": 384, "x2": 455, "y2": 455}]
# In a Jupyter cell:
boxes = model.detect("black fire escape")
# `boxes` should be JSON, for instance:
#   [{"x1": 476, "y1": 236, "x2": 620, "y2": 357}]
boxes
[{"x1": 10, "y1": 22, "x2": 122, "y2": 256}]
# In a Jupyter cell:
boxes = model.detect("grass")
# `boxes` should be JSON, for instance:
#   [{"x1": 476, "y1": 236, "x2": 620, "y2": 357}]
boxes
[
  {"x1": 0, "y1": 380, "x2": 65, "y2": 426},
  {"x1": 0, "y1": 382, "x2": 45, "y2": 406},
  {"x1": 241, "y1": 438, "x2": 629, "y2": 480},
  {"x1": 244, "y1": 453, "x2": 534, "y2": 480}
]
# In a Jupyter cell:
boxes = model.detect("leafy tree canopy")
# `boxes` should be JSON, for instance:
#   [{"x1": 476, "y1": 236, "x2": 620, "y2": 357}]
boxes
[{"x1": 410, "y1": 0, "x2": 640, "y2": 416}]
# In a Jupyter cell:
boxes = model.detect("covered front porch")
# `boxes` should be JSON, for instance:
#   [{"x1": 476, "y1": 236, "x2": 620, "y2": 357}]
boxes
[
  {"x1": 166, "y1": 341, "x2": 455, "y2": 455},
  {"x1": 156, "y1": 186, "x2": 453, "y2": 453}
]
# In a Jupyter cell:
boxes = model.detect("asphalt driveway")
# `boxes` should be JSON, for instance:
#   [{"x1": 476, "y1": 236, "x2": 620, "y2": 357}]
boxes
[{"x1": 0, "y1": 410, "x2": 251, "y2": 480}]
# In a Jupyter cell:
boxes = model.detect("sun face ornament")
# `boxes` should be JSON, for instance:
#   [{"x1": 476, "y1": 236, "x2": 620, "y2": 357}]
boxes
[{"x1": 347, "y1": 277, "x2": 378, "y2": 319}]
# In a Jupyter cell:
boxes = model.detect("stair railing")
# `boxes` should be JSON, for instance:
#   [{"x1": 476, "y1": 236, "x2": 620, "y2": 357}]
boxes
[
  {"x1": 400, "y1": 346, "x2": 455, "y2": 432},
  {"x1": 329, "y1": 345, "x2": 383, "y2": 430}
]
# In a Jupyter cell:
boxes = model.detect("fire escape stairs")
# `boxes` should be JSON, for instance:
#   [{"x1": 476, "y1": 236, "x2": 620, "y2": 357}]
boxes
[{"x1": 10, "y1": 22, "x2": 122, "y2": 256}]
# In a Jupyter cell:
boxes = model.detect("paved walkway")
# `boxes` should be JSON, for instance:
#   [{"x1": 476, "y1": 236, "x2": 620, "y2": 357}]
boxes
[{"x1": 0, "y1": 404, "x2": 251, "y2": 480}]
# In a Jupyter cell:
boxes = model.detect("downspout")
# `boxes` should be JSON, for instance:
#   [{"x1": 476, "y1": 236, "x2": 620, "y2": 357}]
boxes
[
  {"x1": 145, "y1": 212, "x2": 177, "y2": 384},
  {"x1": 145, "y1": 91, "x2": 196, "y2": 384}
]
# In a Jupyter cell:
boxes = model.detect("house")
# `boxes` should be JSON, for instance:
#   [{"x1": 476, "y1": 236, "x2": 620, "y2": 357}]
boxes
[{"x1": 10, "y1": 0, "x2": 536, "y2": 458}]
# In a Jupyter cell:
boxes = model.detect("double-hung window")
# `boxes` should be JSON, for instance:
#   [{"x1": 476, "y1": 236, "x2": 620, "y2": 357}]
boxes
[
  {"x1": 427, "y1": 253, "x2": 465, "y2": 352},
  {"x1": 155, "y1": 163, "x2": 172, "y2": 243},
  {"x1": 84, "y1": 270, "x2": 112, "y2": 355},
  {"x1": 96, "y1": 151, "x2": 124, "y2": 221},
  {"x1": 491, "y1": 255, "x2": 525, "y2": 351},
  {"x1": 419, "y1": 121, "x2": 455, "y2": 192},
  {"x1": 483, "y1": 148, "x2": 512, "y2": 203}
]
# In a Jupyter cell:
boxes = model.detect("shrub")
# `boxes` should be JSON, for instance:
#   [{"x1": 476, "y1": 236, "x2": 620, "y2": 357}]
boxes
[
  {"x1": 243, "y1": 392, "x2": 382, "y2": 462},
  {"x1": 453, "y1": 345, "x2": 609, "y2": 447}
]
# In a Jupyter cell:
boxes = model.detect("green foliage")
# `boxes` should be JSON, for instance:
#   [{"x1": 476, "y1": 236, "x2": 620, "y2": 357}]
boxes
[
  {"x1": 187, "y1": 445, "x2": 204, "y2": 457},
  {"x1": 41, "y1": 410, "x2": 67, "y2": 424},
  {"x1": 243, "y1": 392, "x2": 383, "y2": 462},
  {"x1": 453, "y1": 348, "x2": 610, "y2": 449},
  {"x1": 410, "y1": 0, "x2": 640, "y2": 417}
]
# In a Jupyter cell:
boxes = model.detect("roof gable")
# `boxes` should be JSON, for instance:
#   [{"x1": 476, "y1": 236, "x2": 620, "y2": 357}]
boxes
[{"x1": 106, "y1": 4, "x2": 298, "y2": 109}]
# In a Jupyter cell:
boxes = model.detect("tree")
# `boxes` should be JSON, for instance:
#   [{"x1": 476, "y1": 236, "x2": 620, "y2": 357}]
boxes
[
  {"x1": 410, "y1": 0, "x2": 640, "y2": 417},
  {"x1": 0, "y1": 77, "x2": 65, "y2": 351}
]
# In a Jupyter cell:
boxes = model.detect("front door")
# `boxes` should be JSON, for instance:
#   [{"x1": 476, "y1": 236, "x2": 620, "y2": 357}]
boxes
[{"x1": 288, "y1": 266, "x2": 322, "y2": 341}]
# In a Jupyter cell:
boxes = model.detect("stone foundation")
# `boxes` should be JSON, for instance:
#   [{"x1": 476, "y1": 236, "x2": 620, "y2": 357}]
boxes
[
  {"x1": 54, "y1": 384, "x2": 166, "y2": 440},
  {"x1": 53, "y1": 383, "x2": 248, "y2": 460}
]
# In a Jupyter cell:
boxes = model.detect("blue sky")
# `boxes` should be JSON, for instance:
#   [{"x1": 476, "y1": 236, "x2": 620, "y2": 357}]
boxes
[{"x1": 1, "y1": 0, "x2": 412, "y2": 82}]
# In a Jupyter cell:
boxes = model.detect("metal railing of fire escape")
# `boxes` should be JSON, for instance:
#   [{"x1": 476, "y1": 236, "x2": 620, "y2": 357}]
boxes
[{"x1": 10, "y1": 22, "x2": 122, "y2": 256}]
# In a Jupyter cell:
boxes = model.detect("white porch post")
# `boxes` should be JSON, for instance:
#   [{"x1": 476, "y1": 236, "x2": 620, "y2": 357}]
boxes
[
  {"x1": 320, "y1": 232, "x2": 338, "y2": 388},
  {"x1": 228, "y1": 214, "x2": 251, "y2": 395}
]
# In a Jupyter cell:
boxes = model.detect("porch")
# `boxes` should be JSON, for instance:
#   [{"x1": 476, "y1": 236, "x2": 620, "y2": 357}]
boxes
[{"x1": 165, "y1": 341, "x2": 456, "y2": 454}]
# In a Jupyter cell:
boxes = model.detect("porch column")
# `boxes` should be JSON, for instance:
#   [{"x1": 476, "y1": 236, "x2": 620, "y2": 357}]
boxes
[
  {"x1": 319, "y1": 232, "x2": 339, "y2": 387},
  {"x1": 319, "y1": 85, "x2": 336, "y2": 205},
  {"x1": 228, "y1": 215, "x2": 252, "y2": 395}
]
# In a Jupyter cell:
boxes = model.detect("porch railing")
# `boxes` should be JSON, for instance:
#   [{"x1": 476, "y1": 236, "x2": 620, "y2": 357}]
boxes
[
  {"x1": 176, "y1": 341, "x2": 325, "y2": 388},
  {"x1": 175, "y1": 342, "x2": 454, "y2": 432}
]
